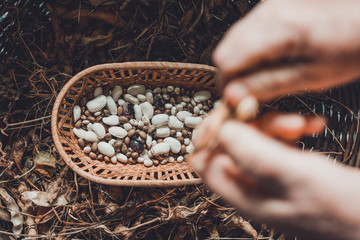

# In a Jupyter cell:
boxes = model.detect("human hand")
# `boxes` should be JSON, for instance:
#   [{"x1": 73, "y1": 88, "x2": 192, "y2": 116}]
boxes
[
  {"x1": 213, "y1": 0, "x2": 360, "y2": 107},
  {"x1": 190, "y1": 114, "x2": 360, "y2": 239}
]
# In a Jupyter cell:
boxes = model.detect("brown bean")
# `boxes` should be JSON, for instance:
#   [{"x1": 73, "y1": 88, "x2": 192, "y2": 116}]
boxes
[
  {"x1": 157, "y1": 139, "x2": 163, "y2": 143},
  {"x1": 119, "y1": 116, "x2": 128, "y2": 123},
  {"x1": 180, "y1": 145, "x2": 186, "y2": 154},
  {"x1": 105, "y1": 133, "x2": 112, "y2": 141},
  {"x1": 124, "y1": 137, "x2": 130, "y2": 145},
  {"x1": 84, "y1": 110, "x2": 91, "y2": 117},
  {"x1": 97, "y1": 154, "x2": 103, "y2": 160},
  {"x1": 203, "y1": 105, "x2": 210, "y2": 111},
  {"x1": 170, "y1": 129, "x2": 176, "y2": 136},
  {"x1": 143, "y1": 126, "x2": 149, "y2": 132},
  {"x1": 170, "y1": 97, "x2": 176, "y2": 105},
  {"x1": 135, "y1": 129, "x2": 140, "y2": 134},
  {"x1": 95, "y1": 116, "x2": 102, "y2": 122},
  {"x1": 80, "y1": 115, "x2": 87, "y2": 120},
  {"x1": 177, "y1": 136, "x2": 184, "y2": 143},
  {"x1": 89, "y1": 152, "x2": 97, "y2": 159},
  {"x1": 131, "y1": 152, "x2": 139, "y2": 159},
  {"x1": 139, "y1": 131, "x2": 147, "y2": 139},
  {"x1": 154, "y1": 110, "x2": 161, "y2": 115},
  {"x1": 188, "y1": 132, "x2": 192, "y2": 139},
  {"x1": 148, "y1": 126, "x2": 156, "y2": 134},
  {"x1": 126, "y1": 152, "x2": 132, "y2": 158},
  {"x1": 176, "y1": 96, "x2": 182, "y2": 104},
  {"x1": 181, "y1": 129, "x2": 188, "y2": 136},
  {"x1": 104, "y1": 156, "x2": 110, "y2": 163},
  {"x1": 91, "y1": 142, "x2": 98, "y2": 152},
  {"x1": 75, "y1": 120, "x2": 82, "y2": 128},
  {"x1": 78, "y1": 139, "x2": 85, "y2": 148},
  {"x1": 115, "y1": 147, "x2": 121, "y2": 153},
  {"x1": 113, "y1": 140, "x2": 123, "y2": 148},
  {"x1": 128, "y1": 158, "x2": 136, "y2": 164},
  {"x1": 117, "y1": 106, "x2": 123, "y2": 115},
  {"x1": 128, "y1": 129, "x2": 136, "y2": 137},
  {"x1": 103, "y1": 109, "x2": 110, "y2": 116},
  {"x1": 153, "y1": 160, "x2": 159, "y2": 166},
  {"x1": 121, "y1": 144, "x2": 128, "y2": 154},
  {"x1": 88, "y1": 116, "x2": 95, "y2": 123},
  {"x1": 164, "y1": 109, "x2": 171, "y2": 115}
]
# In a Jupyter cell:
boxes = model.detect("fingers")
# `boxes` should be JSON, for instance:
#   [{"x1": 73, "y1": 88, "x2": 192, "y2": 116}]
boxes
[
  {"x1": 217, "y1": 120, "x2": 309, "y2": 175},
  {"x1": 190, "y1": 151, "x2": 254, "y2": 213},
  {"x1": 223, "y1": 64, "x2": 310, "y2": 105},
  {"x1": 213, "y1": 1, "x2": 303, "y2": 81},
  {"x1": 256, "y1": 112, "x2": 326, "y2": 141}
]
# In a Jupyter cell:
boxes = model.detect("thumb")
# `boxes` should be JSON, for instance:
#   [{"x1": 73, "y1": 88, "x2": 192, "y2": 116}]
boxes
[{"x1": 218, "y1": 120, "x2": 319, "y2": 178}]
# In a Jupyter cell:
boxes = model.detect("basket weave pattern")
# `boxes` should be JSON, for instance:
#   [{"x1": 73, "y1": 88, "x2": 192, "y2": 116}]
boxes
[{"x1": 52, "y1": 62, "x2": 217, "y2": 186}]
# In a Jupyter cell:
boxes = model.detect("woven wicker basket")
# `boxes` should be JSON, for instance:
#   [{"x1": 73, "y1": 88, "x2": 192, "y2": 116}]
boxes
[{"x1": 51, "y1": 62, "x2": 217, "y2": 187}]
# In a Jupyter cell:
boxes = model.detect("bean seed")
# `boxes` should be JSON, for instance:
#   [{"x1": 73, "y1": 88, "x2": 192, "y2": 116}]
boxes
[
  {"x1": 126, "y1": 152, "x2": 132, "y2": 158},
  {"x1": 113, "y1": 140, "x2": 122, "y2": 148},
  {"x1": 89, "y1": 152, "x2": 97, "y2": 159},
  {"x1": 91, "y1": 142, "x2": 98, "y2": 152},
  {"x1": 97, "y1": 154, "x2": 103, "y2": 160},
  {"x1": 148, "y1": 126, "x2": 156, "y2": 134},
  {"x1": 128, "y1": 129, "x2": 136, "y2": 137},
  {"x1": 81, "y1": 115, "x2": 87, "y2": 120},
  {"x1": 117, "y1": 106, "x2": 123, "y2": 115},
  {"x1": 75, "y1": 120, "x2": 82, "y2": 128},
  {"x1": 105, "y1": 133, "x2": 112, "y2": 141},
  {"x1": 131, "y1": 152, "x2": 139, "y2": 159},
  {"x1": 95, "y1": 116, "x2": 102, "y2": 122},
  {"x1": 78, "y1": 139, "x2": 85, "y2": 148},
  {"x1": 128, "y1": 158, "x2": 136, "y2": 164},
  {"x1": 170, "y1": 97, "x2": 176, "y2": 104},
  {"x1": 125, "y1": 136, "x2": 130, "y2": 145},
  {"x1": 115, "y1": 147, "x2": 121, "y2": 153},
  {"x1": 84, "y1": 110, "x2": 91, "y2": 117},
  {"x1": 139, "y1": 131, "x2": 147, "y2": 139},
  {"x1": 87, "y1": 116, "x2": 95, "y2": 122},
  {"x1": 154, "y1": 110, "x2": 161, "y2": 115},
  {"x1": 181, "y1": 129, "x2": 188, "y2": 136},
  {"x1": 170, "y1": 129, "x2": 176, "y2": 136},
  {"x1": 157, "y1": 139, "x2": 163, "y2": 143},
  {"x1": 104, "y1": 156, "x2": 110, "y2": 163},
  {"x1": 84, "y1": 146, "x2": 91, "y2": 153},
  {"x1": 121, "y1": 144, "x2": 127, "y2": 154},
  {"x1": 180, "y1": 145, "x2": 186, "y2": 154},
  {"x1": 103, "y1": 109, "x2": 111, "y2": 116},
  {"x1": 153, "y1": 160, "x2": 159, "y2": 166},
  {"x1": 119, "y1": 116, "x2": 128, "y2": 123},
  {"x1": 111, "y1": 156, "x2": 117, "y2": 164},
  {"x1": 177, "y1": 136, "x2": 184, "y2": 143},
  {"x1": 143, "y1": 126, "x2": 149, "y2": 132},
  {"x1": 164, "y1": 109, "x2": 171, "y2": 115}
]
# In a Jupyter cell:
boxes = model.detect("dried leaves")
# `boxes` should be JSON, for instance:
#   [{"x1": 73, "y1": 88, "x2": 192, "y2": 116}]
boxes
[
  {"x1": 21, "y1": 191, "x2": 68, "y2": 207},
  {"x1": 0, "y1": 188, "x2": 24, "y2": 235}
]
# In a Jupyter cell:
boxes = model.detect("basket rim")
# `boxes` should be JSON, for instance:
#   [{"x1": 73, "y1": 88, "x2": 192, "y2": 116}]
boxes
[{"x1": 51, "y1": 61, "x2": 217, "y2": 187}]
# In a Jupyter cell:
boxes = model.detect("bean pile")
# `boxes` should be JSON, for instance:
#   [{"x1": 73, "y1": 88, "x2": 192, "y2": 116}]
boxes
[{"x1": 72, "y1": 84, "x2": 219, "y2": 167}]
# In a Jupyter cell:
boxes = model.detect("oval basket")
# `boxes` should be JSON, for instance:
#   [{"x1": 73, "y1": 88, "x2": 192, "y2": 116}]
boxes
[{"x1": 51, "y1": 62, "x2": 217, "y2": 187}]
